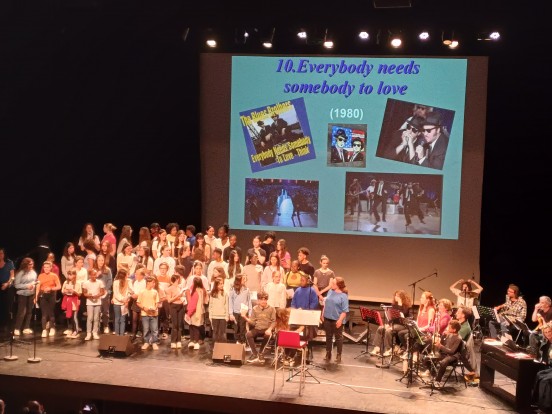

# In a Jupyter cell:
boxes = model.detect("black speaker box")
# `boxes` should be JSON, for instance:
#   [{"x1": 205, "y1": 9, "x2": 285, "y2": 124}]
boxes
[
  {"x1": 212, "y1": 342, "x2": 245, "y2": 365},
  {"x1": 98, "y1": 335, "x2": 135, "y2": 357}
]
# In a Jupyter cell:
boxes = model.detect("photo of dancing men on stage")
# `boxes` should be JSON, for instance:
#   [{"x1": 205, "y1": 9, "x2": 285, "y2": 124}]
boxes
[
  {"x1": 244, "y1": 178, "x2": 319, "y2": 228},
  {"x1": 375, "y1": 98, "x2": 455, "y2": 171},
  {"x1": 327, "y1": 123, "x2": 367, "y2": 168},
  {"x1": 343, "y1": 172, "x2": 442, "y2": 235}
]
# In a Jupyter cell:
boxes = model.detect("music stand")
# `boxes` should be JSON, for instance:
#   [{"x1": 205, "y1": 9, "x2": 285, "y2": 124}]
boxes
[
  {"x1": 503, "y1": 316, "x2": 530, "y2": 345},
  {"x1": 397, "y1": 320, "x2": 429, "y2": 388},
  {"x1": 382, "y1": 308, "x2": 403, "y2": 367},
  {"x1": 355, "y1": 307, "x2": 381, "y2": 359},
  {"x1": 289, "y1": 309, "x2": 324, "y2": 379}
]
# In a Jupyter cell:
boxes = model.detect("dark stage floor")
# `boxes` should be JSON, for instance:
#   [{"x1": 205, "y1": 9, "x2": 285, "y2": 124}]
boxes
[{"x1": 0, "y1": 328, "x2": 521, "y2": 414}]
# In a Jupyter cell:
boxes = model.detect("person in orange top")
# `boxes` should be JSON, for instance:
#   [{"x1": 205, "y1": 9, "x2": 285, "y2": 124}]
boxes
[{"x1": 35, "y1": 261, "x2": 61, "y2": 337}]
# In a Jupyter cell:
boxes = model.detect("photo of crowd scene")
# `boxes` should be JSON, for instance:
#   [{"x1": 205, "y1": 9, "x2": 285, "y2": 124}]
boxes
[{"x1": 244, "y1": 178, "x2": 319, "y2": 228}]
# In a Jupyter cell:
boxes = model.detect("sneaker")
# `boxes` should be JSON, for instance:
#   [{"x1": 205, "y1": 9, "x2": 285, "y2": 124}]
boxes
[
  {"x1": 419, "y1": 370, "x2": 431, "y2": 377},
  {"x1": 63, "y1": 329, "x2": 71, "y2": 335},
  {"x1": 247, "y1": 355, "x2": 260, "y2": 363},
  {"x1": 244, "y1": 345, "x2": 252, "y2": 352},
  {"x1": 49, "y1": 328, "x2": 56, "y2": 337},
  {"x1": 70, "y1": 332, "x2": 79, "y2": 339},
  {"x1": 400, "y1": 352, "x2": 409, "y2": 360},
  {"x1": 23, "y1": 328, "x2": 33, "y2": 334},
  {"x1": 85, "y1": 333, "x2": 92, "y2": 341},
  {"x1": 432, "y1": 380, "x2": 444, "y2": 389},
  {"x1": 93, "y1": 333, "x2": 100, "y2": 340},
  {"x1": 193, "y1": 342, "x2": 200, "y2": 350},
  {"x1": 370, "y1": 346, "x2": 381, "y2": 356},
  {"x1": 152, "y1": 343, "x2": 159, "y2": 350},
  {"x1": 170, "y1": 343, "x2": 177, "y2": 349},
  {"x1": 14, "y1": 329, "x2": 21, "y2": 336},
  {"x1": 141, "y1": 343, "x2": 150, "y2": 350},
  {"x1": 188, "y1": 341, "x2": 195, "y2": 349},
  {"x1": 41, "y1": 330, "x2": 48, "y2": 338},
  {"x1": 176, "y1": 342, "x2": 182, "y2": 349},
  {"x1": 383, "y1": 349, "x2": 392, "y2": 357},
  {"x1": 104, "y1": 327, "x2": 110, "y2": 334}
]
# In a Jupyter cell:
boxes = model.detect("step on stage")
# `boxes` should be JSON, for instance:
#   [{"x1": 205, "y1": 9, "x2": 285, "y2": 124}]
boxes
[{"x1": 0, "y1": 334, "x2": 514, "y2": 414}]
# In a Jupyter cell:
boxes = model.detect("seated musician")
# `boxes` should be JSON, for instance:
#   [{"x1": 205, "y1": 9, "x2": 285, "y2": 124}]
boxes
[
  {"x1": 430, "y1": 319, "x2": 476, "y2": 388},
  {"x1": 244, "y1": 291, "x2": 276, "y2": 364},
  {"x1": 489, "y1": 284, "x2": 527, "y2": 341},
  {"x1": 531, "y1": 323, "x2": 552, "y2": 411},
  {"x1": 528, "y1": 296, "x2": 552, "y2": 357},
  {"x1": 398, "y1": 291, "x2": 435, "y2": 358},
  {"x1": 371, "y1": 290, "x2": 413, "y2": 357},
  {"x1": 455, "y1": 306, "x2": 473, "y2": 341}
]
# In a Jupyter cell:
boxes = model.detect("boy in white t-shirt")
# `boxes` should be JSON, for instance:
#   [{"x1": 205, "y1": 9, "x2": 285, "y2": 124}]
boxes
[{"x1": 82, "y1": 268, "x2": 106, "y2": 340}]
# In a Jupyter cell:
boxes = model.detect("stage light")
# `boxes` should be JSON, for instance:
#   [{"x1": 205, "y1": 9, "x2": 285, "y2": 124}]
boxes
[
  {"x1": 477, "y1": 31, "x2": 501, "y2": 41},
  {"x1": 205, "y1": 29, "x2": 217, "y2": 48},
  {"x1": 323, "y1": 29, "x2": 334, "y2": 49},
  {"x1": 389, "y1": 30, "x2": 402, "y2": 48},
  {"x1": 418, "y1": 31, "x2": 430, "y2": 41},
  {"x1": 297, "y1": 29, "x2": 307, "y2": 39},
  {"x1": 358, "y1": 31, "x2": 370, "y2": 40},
  {"x1": 449, "y1": 40, "x2": 459, "y2": 49},
  {"x1": 262, "y1": 28, "x2": 275, "y2": 49}
]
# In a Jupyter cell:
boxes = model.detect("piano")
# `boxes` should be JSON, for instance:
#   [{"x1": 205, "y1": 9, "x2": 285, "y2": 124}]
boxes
[{"x1": 480, "y1": 341, "x2": 545, "y2": 410}]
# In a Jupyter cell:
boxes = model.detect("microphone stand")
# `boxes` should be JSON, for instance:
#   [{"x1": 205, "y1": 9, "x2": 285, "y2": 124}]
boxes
[
  {"x1": 408, "y1": 270, "x2": 438, "y2": 307},
  {"x1": 28, "y1": 297, "x2": 42, "y2": 363},
  {"x1": 3, "y1": 328, "x2": 19, "y2": 361}
]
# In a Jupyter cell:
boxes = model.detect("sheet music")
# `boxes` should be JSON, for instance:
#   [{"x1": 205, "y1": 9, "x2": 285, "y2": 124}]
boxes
[{"x1": 289, "y1": 309, "x2": 322, "y2": 326}]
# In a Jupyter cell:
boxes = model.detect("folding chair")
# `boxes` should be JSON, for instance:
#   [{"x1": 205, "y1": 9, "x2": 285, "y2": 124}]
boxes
[{"x1": 272, "y1": 330, "x2": 308, "y2": 396}]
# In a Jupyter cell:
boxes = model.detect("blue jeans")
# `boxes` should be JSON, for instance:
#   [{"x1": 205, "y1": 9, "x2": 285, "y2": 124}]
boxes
[
  {"x1": 113, "y1": 305, "x2": 126, "y2": 336},
  {"x1": 141, "y1": 316, "x2": 159, "y2": 345}
]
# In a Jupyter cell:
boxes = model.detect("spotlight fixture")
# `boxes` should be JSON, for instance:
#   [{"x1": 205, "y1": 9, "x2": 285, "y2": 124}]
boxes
[
  {"x1": 442, "y1": 30, "x2": 458, "y2": 47},
  {"x1": 297, "y1": 29, "x2": 307, "y2": 39},
  {"x1": 418, "y1": 31, "x2": 430, "y2": 41},
  {"x1": 477, "y1": 31, "x2": 501, "y2": 41},
  {"x1": 262, "y1": 27, "x2": 275, "y2": 49},
  {"x1": 358, "y1": 31, "x2": 370, "y2": 40},
  {"x1": 389, "y1": 31, "x2": 402, "y2": 48},
  {"x1": 323, "y1": 29, "x2": 334, "y2": 49},
  {"x1": 205, "y1": 29, "x2": 217, "y2": 48}
]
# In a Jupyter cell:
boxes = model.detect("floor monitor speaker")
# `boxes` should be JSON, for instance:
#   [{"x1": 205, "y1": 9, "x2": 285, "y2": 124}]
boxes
[
  {"x1": 98, "y1": 334, "x2": 135, "y2": 357},
  {"x1": 212, "y1": 342, "x2": 245, "y2": 365}
]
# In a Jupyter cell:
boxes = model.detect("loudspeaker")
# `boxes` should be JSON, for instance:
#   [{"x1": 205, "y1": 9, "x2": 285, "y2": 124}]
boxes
[
  {"x1": 98, "y1": 335, "x2": 135, "y2": 357},
  {"x1": 212, "y1": 342, "x2": 245, "y2": 365}
]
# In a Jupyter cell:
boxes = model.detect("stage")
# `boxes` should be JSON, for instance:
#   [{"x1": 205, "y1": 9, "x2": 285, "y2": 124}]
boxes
[{"x1": 0, "y1": 330, "x2": 519, "y2": 414}]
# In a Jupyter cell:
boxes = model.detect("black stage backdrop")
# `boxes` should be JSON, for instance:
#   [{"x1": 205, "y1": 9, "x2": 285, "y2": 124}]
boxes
[{"x1": 0, "y1": 1, "x2": 547, "y2": 313}]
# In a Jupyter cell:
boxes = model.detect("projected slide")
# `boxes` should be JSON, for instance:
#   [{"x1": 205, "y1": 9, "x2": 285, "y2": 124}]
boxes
[{"x1": 229, "y1": 56, "x2": 467, "y2": 239}]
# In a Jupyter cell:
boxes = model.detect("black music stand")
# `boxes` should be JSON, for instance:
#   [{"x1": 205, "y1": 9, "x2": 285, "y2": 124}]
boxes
[
  {"x1": 397, "y1": 320, "x2": 429, "y2": 388},
  {"x1": 355, "y1": 307, "x2": 381, "y2": 359},
  {"x1": 383, "y1": 308, "x2": 404, "y2": 366},
  {"x1": 474, "y1": 305, "x2": 497, "y2": 338},
  {"x1": 503, "y1": 316, "x2": 530, "y2": 345}
]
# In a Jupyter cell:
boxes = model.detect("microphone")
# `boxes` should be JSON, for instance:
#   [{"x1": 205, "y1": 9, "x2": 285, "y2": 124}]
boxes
[{"x1": 434, "y1": 269, "x2": 438, "y2": 277}]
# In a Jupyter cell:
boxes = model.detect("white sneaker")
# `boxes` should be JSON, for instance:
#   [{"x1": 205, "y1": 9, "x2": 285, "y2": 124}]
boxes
[
  {"x1": 93, "y1": 332, "x2": 100, "y2": 340},
  {"x1": 188, "y1": 341, "x2": 195, "y2": 348},
  {"x1": 193, "y1": 342, "x2": 200, "y2": 350},
  {"x1": 63, "y1": 329, "x2": 71, "y2": 335},
  {"x1": 170, "y1": 343, "x2": 177, "y2": 349},
  {"x1": 370, "y1": 346, "x2": 381, "y2": 356},
  {"x1": 22, "y1": 328, "x2": 33, "y2": 335},
  {"x1": 383, "y1": 349, "x2": 392, "y2": 357},
  {"x1": 41, "y1": 330, "x2": 48, "y2": 338},
  {"x1": 176, "y1": 342, "x2": 182, "y2": 348},
  {"x1": 49, "y1": 328, "x2": 56, "y2": 337},
  {"x1": 141, "y1": 343, "x2": 150, "y2": 350},
  {"x1": 244, "y1": 345, "x2": 251, "y2": 352},
  {"x1": 152, "y1": 343, "x2": 159, "y2": 350},
  {"x1": 104, "y1": 327, "x2": 110, "y2": 334},
  {"x1": 85, "y1": 333, "x2": 92, "y2": 341},
  {"x1": 14, "y1": 329, "x2": 20, "y2": 336}
]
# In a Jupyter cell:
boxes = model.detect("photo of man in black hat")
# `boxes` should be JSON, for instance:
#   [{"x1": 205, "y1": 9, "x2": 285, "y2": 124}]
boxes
[
  {"x1": 412, "y1": 112, "x2": 449, "y2": 170},
  {"x1": 330, "y1": 128, "x2": 350, "y2": 164}
]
